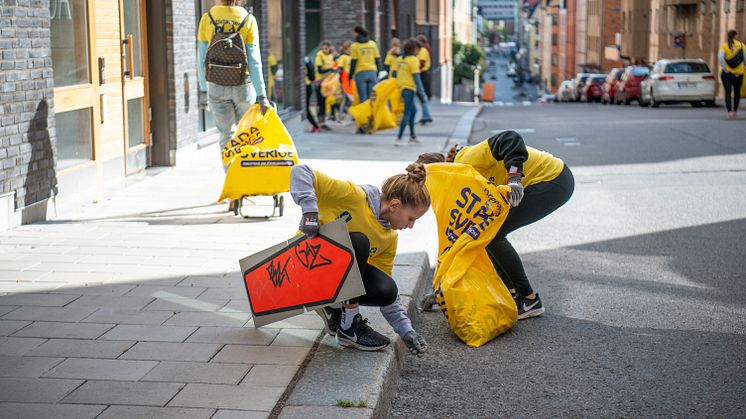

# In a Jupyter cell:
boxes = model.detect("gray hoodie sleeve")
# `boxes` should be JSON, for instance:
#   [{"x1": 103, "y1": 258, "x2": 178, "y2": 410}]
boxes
[
  {"x1": 380, "y1": 296, "x2": 414, "y2": 337},
  {"x1": 290, "y1": 165, "x2": 318, "y2": 213}
]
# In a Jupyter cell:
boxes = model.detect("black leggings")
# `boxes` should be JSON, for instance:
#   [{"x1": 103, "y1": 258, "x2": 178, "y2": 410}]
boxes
[
  {"x1": 306, "y1": 85, "x2": 319, "y2": 129},
  {"x1": 721, "y1": 72, "x2": 743, "y2": 112},
  {"x1": 486, "y1": 165, "x2": 575, "y2": 296},
  {"x1": 348, "y1": 232, "x2": 398, "y2": 306}
]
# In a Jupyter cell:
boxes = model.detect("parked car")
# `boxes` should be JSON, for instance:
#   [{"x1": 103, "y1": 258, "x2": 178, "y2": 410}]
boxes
[
  {"x1": 571, "y1": 72, "x2": 592, "y2": 101},
  {"x1": 601, "y1": 68, "x2": 624, "y2": 104},
  {"x1": 616, "y1": 65, "x2": 650, "y2": 105},
  {"x1": 639, "y1": 59, "x2": 716, "y2": 108},
  {"x1": 581, "y1": 74, "x2": 607, "y2": 102},
  {"x1": 556, "y1": 80, "x2": 574, "y2": 102}
]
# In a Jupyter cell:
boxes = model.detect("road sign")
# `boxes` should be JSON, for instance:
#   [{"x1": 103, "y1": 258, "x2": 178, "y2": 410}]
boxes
[{"x1": 239, "y1": 220, "x2": 365, "y2": 327}]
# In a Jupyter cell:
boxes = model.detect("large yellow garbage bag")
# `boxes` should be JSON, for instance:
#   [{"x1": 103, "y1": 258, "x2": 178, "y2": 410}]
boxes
[
  {"x1": 218, "y1": 104, "x2": 299, "y2": 202},
  {"x1": 425, "y1": 163, "x2": 518, "y2": 347},
  {"x1": 348, "y1": 100, "x2": 372, "y2": 128},
  {"x1": 348, "y1": 79, "x2": 399, "y2": 133}
]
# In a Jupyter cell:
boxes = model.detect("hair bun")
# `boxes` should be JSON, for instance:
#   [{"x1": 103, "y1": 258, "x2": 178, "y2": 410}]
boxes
[{"x1": 405, "y1": 163, "x2": 427, "y2": 184}]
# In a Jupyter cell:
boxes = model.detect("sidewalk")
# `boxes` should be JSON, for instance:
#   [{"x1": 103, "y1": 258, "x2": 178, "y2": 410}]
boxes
[{"x1": 0, "y1": 99, "x2": 479, "y2": 418}]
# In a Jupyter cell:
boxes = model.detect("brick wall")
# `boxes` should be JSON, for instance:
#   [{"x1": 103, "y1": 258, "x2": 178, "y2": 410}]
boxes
[
  {"x1": 322, "y1": 1, "x2": 362, "y2": 48},
  {"x1": 0, "y1": 0, "x2": 57, "y2": 210},
  {"x1": 165, "y1": 0, "x2": 199, "y2": 151}
]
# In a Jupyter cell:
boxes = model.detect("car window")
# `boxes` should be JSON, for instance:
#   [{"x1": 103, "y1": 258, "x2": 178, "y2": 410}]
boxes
[
  {"x1": 580, "y1": 75, "x2": 589, "y2": 83},
  {"x1": 615, "y1": 71, "x2": 624, "y2": 80},
  {"x1": 664, "y1": 62, "x2": 710, "y2": 73},
  {"x1": 592, "y1": 76, "x2": 606, "y2": 83},
  {"x1": 632, "y1": 67, "x2": 650, "y2": 76}
]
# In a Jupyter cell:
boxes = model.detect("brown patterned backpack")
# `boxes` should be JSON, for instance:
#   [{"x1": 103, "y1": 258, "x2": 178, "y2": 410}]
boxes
[{"x1": 205, "y1": 12, "x2": 250, "y2": 86}]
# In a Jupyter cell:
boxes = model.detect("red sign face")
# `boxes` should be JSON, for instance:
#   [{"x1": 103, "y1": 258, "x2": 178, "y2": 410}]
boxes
[{"x1": 243, "y1": 235, "x2": 355, "y2": 316}]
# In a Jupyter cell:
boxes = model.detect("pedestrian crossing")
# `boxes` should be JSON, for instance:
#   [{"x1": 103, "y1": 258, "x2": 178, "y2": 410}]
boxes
[{"x1": 484, "y1": 100, "x2": 534, "y2": 107}]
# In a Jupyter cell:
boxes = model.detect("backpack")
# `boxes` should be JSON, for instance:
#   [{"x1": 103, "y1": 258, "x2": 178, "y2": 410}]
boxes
[
  {"x1": 205, "y1": 11, "x2": 250, "y2": 86},
  {"x1": 725, "y1": 43, "x2": 744, "y2": 69}
]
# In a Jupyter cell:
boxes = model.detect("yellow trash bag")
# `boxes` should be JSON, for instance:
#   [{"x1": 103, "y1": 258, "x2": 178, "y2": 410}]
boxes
[
  {"x1": 348, "y1": 100, "x2": 372, "y2": 128},
  {"x1": 425, "y1": 163, "x2": 518, "y2": 347},
  {"x1": 218, "y1": 104, "x2": 299, "y2": 202},
  {"x1": 348, "y1": 79, "x2": 399, "y2": 133}
]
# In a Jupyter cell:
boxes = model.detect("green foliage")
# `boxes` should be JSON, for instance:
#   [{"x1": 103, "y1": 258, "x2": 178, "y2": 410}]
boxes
[
  {"x1": 452, "y1": 40, "x2": 486, "y2": 84},
  {"x1": 336, "y1": 400, "x2": 368, "y2": 408}
]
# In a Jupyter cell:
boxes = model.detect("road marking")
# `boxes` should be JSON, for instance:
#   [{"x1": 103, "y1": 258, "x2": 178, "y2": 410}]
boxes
[
  {"x1": 492, "y1": 128, "x2": 535, "y2": 134},
  {"x1": 522, "y1": 101, "x2": 532, "y2": 106},
  {"x1": 495, "y1": 101, "x2": 505, "y2": 106},
  {"x1": 556, "y1": 137, "x2": 581, "y2": 146},
  {"x1": 505, "y1": 102, "x2": 514, "y2": 106}
]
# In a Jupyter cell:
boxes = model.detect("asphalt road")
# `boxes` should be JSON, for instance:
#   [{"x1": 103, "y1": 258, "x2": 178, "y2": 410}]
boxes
[{"x1": 390, "y1": 71, "x2": 746, "y2": 416}]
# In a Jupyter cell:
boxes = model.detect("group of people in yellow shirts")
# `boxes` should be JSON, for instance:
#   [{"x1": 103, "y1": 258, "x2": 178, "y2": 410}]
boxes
[
  {"x1": 306, "y1": 27, "x2": 435, "y2": 140},
  {"x1": 291, "y1": 130, "x2": 574, "y2": 353}
]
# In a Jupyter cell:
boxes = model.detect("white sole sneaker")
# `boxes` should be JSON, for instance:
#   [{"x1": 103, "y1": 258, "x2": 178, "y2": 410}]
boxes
[{"x1": 336, "y1": 333, "x2": 389, "y2": 351}]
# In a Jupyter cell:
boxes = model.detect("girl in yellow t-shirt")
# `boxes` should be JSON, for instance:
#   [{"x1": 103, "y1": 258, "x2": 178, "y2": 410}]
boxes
[
  {"x1": 718, "y1": 30, "x2": 744, "y2": 119},
  {"x1": 417, "y1": 131, "x2": 575, "y2": 320},
  {"x1": 383, "y1": 37, "x2": 401, "y2": 74},
  {"x1": 392, "y1": 39, "x2": 428, "y2": 147},
  {"x1": 290, "y1": 163, "x2": 430, "y2": 354}
]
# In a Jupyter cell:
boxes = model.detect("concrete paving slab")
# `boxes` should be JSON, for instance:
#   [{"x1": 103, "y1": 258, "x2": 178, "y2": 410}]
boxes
[
  {"x1": 81, "y1": 308, "x2": 174, "y2": 325},
  {"x1": 240, "y1": 364, "x2": 298, "y2": 388},
  {"x1": 62, "y1": 380, "x2": 184, "y2": 406},
  {"x1": 144, "y1": 298, "x2": 228, "y2": 312},
  {"x1": 99, "y1": 324, "x2": 197, "y2": 342},
  {"x1": 141, "y1": 361, "x2": 251, "y2": 385},
  {"x1": 0, "y1": 402, "x2": 106, "y2": 419},
  {"x1": 0, "y1": 355, "x2": 64, "y2": 378},
  {"x1": 279, "y1": 406, "x2": 373, "y2": 419},
  {"x1": 124, "y1": 285, "x2": 207, "y2": 299},
  {"x1": 0, "y1": 320, "x2": 31, "y2": 336},
  {"x1": 0, "y1": 377, "x2": 84, "y2": 402},
  {"x1": 0, "y1": 270, "x2": 50, "y2": 281},
  {"x1": 245, "y1": 313, "x2": 324, "y2": 330},
  {"x1": 212, "y1": 410, "x2": 269, "y2": 419},
  {"x1": 44, "y1": 358, "x2": 158, "y2": 381},
  {"x1": 50, "y1": 283, "x2": 136, "y2": 296},
  {"x1": 177, "y1": 275, "x2": 242, "y2": 288},
  {"x1": 217, "y1": 299, "x2": 250, "y2": 313},
  {"x1": 164, "y1": 311, "x2": 250, "y2": 327},
  {"x1": 270, "y1": 329, "x2": 321, "y2": 348},
  {"x1": 26, "y1": 338, "x2": 135, "y2": 359},
  {"x1": 96, "y1": 406, "x2": 215, "y2": 419},
  {"x1": 119, "y1": 342, "x2": 222, "y2": 362},
  {"x1": 185, "y1": 326, "x2": 279, "y2": 345},
  {"x1": 1, "y1": 306, "x2": 98, "y2": 322},
  {"x1": 0, "y1": 337, "x2": 47, "y2": 356},
  {"x1": 168, "y1": 383, "x2": 283, "y2": 411},
  {"x1": 12, "y1": 321, "x2": 114, "y2": 339},
  {"x1": 0, "y1": 306, "x2": 18, "y2": 316},
  {"x1": 196, "y1": 287, "x2": 245, "y2": 300},
  {"x1": 212, "y1": 345, "x2": 310, "y2": 365},
  {"x1": 65, "y1": 295, "x2": 155, "y2": 310},
  {"x1": 0, "y1": 293, "x2": 79, "y2": 307}
]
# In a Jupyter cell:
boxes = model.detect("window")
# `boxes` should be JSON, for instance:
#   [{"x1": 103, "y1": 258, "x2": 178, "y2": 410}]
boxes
[
  {"x1": 50, "y1": 0, "x2": 90, "y2": 87},
  {"x1": 551, "y1": 54, "x2": 558, "y2": 65},
  {"x1": 664, "y1": 62, "x2": 710, "y2": 73}
]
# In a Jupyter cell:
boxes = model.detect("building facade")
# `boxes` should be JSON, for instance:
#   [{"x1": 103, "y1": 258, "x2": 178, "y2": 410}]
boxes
[
  {"x1": 620, "y1": 0, "x2": 651, "y2": 64},
  {"x1": 587, "y1": 0, "x2": 622, "y2": 72},
  {"x1": 478, "y1": 0, "x2": 519, "y2": 22}
]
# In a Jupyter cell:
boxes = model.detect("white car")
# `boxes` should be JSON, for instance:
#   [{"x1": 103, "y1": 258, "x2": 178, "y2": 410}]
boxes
[
  {"x1": 639, "y1": 59, "x2": 717, "y2": 108},
  {"x1": 556, "y1": 80, "x2": 574, "y2": 102}
]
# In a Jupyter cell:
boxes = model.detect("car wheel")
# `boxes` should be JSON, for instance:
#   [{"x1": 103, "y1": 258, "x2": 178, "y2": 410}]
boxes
[
  {"x1": 704, "y1": 100, "x2": 716, "y2": 107},
  {"x1": 624, "y1": 94, "x2": 631, "y2": 105},
  {"x1": 650, "y1": 90, "x2": 660, "y2": 108},
  {"x1": 639, "y1": 95, "x2": 649, "y2": 107},
  {"x1": 690, "y1": 101, "x2": 701, "y2": 108}
]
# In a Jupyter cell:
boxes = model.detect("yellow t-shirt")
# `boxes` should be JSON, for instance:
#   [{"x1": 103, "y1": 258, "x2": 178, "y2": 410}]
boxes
[
  {"x1": 336, "y1": 53, "x2": 351, "y2": 74},
  {"x1": 350, "y1": 40, "x2": 381, "y2": 73},
  {"x1": 312, "y1": 170, "x2": 398, "y2": 276},
  {"x1": 267, "y1": 53, "x2": 277, "y2": 95},
  {"x1": 384, "y1": 52, "x2": 399, "y2": 69},
  {"x1": 455, "y1": 140, "x2": 565, "y2": 188},
  {"x1": 197, "y1": 6, "x2": 258, "y2": 47},
  {"x1": 395, "y1": 55, "x2": 420, "y2": 92},
  {"x1": 720, "y1": 41, "x2": 745, "y2": 76},
  {"x1": 416, "y1": 48, "x2": 431, "y2": 72},
  {"x1": 315, "y1": 51, "x2": 335, "y2": 75}
]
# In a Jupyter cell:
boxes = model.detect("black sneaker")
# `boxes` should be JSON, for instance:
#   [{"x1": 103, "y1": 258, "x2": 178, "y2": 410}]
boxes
[
  {"x1": 517, "y1": 293, "x2": 545, "y2": 320},
  {"x1": 314, "y1": 306, "x2": 342, "y2": 337},
  {"x1": 336, "y1": 314, "x2": 391, "y2": 351}
]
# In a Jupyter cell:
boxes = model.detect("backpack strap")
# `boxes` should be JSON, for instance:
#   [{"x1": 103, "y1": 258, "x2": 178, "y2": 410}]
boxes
[
  {"x1": 207, "y1": 11, "x2": 218, "y2": 28},
  {"x1": 235, "y1": 14, "x2": 250, "y2": 33}
]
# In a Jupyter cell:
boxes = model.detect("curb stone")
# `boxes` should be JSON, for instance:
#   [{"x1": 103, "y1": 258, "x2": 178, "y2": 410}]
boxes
[{"x1": 275, "y1": 253, "x2": 431, "y2": 419}]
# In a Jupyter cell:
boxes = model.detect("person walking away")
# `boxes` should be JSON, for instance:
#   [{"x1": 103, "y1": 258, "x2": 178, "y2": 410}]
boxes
[
  {"x1": 350, "y1": 26, "x2": 383, "y2": 103},
  {"x1": 415, "y1": 35, "x2": 433, "y2": 125},
  {"x1": 719, "y1": 30, "x2": 744, "y2": 119},
  {"x1": 290, "y1": 163, "x2": 430, "y2": 354},
  {"x1": 384, "y1": 37, "x2": 402, "y2": 74},
  {"x1": 304, "y1": 56, "x2": 321, "y2": 133},
  {"x1": 416, "y1": 131, "x2": 575, "y2": 319},
  {"x1": 392, "y1": 39, "x2": 428, "y2": 147},
  {"x1": 197, "y1": 0, "x2": 270, "y2": 165}
]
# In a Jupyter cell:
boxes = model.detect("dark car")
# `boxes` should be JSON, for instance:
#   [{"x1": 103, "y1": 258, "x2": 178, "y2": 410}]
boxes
[
  {"x1": 601, "y1": 68, "x2": 624, "y2": 104},
  {"x1": 616, "y1": 66, "x2": 651, "y2": 105},
  {"x1": 582, "y1": 74, "x2": 607, "y2": 102}
]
